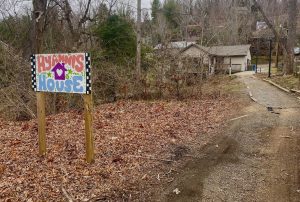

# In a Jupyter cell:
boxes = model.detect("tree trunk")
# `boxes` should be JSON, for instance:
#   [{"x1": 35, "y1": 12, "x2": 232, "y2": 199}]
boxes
[
  {"x1": 136, "y1": 0, "x2": 142, "y2": 80},
  {"x1": 252, "y1": 0, "x2": 287, "y2": 56},
  {"x1": 287, "y1": 0, "x2": 298, "y2": 74},
  {"x1": 32, "y1": 0, "x2": 47, "y2": 53}
]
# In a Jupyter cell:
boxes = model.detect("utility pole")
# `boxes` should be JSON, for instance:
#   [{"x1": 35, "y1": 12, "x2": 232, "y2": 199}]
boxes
[
  {"x1": 256, "y1": 39, "x2": 259, "y2": 74},
  {"x1": 33, "y1": 0, "x2": 47, "y2": 156},
  {"x1": 269, "y1": 39, "x2": 272, "y2": 78},
  {"x1": 275, "y1": 17, "x2": 280, "y2": 69},
  {"x1": 136, "y1": 0, "x2": 142, "y2": 80}
]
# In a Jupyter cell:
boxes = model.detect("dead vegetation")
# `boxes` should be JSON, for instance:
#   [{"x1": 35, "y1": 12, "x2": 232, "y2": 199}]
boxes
[
  {"x1": 256, "y1": 73, "x2": 300, "y2": 90},
  {"x1": 0, "y1": 76, "x2": 243, "y2": 201},
  {"x1": 269, "y1": 75, "x2": 300, "y2": 90},
  {"x1": 0, "y1": 44, "x2": 36, "y2": 121}
]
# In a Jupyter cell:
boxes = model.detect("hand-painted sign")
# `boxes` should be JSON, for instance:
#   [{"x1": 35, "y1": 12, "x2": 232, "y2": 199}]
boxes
[{"x1": 31, "y1": 53, "x2": 91, "y2": 94}]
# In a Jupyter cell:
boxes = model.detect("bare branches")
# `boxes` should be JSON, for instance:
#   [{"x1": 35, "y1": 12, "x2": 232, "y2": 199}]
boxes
[
  {"x1": 62, "y1": 0, "x2": 75, "y2": 38},
  {"x1": 78, "y1": 0, "x2": 92, "y2": 27},
  {"x1": 107, "y1": 0, "x2": 118, "y2": 15},
  {"x1": 252, "y1": 0, "x2": 287, "y2": 55}
]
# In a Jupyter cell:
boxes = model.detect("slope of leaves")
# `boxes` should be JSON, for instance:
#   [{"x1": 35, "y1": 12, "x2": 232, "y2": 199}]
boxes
[{"x1": 0, "y1": 96, "x2": 239, "y2": 201}]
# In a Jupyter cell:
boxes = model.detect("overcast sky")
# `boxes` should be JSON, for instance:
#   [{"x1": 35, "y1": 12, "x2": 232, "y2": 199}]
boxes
[
  {"x1": 142, "y1": 0, "x2": 152, "y2": 9},
  {"x1": 17, "y1": 0, "x2": 153, "y2": 9},
  {"x1": 0, "y1": 0, "x2": 153, "y2": 19}
]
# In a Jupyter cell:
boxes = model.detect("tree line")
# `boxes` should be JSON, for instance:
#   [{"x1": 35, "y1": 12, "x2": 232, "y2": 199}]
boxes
[{"x1": 0, "y1": 0, "x2": 298, "y2": 120}]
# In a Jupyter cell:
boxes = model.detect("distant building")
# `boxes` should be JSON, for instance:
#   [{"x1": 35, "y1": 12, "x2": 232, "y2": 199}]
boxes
[
  {"x1": 294, "y1": 47, "x2": 300, "y2": 55},
  {"x1": 179, "y1": 44, "x2": 252, "y2": 74},
  {"x1": 256, "y1": 21, "x2": 268, "y2": 30},
  {"x1": 154, "y1": 41, "x2": 196, "y2": 55}
]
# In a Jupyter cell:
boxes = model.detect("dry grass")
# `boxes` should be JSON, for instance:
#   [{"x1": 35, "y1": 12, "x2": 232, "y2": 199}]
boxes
[
  {"x1": 256, "y1": 73, "x2": 300, "y2": 90},
  {"x1": 0, "y1": 76, "x2": 244, "y2": 201}
]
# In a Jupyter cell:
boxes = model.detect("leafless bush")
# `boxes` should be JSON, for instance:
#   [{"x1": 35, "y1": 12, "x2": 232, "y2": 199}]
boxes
[{"x1": 0, "y1": 45, "x2": 36, "y2": 120}]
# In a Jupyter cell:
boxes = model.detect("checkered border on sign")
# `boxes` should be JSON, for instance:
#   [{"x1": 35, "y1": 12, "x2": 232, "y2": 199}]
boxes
[
  {"x1": 85, "y1": 53, "x2": 91, "y2": 94},
  {"x1": 30, "y1": 55, "x2": 37, "y2": 92}
]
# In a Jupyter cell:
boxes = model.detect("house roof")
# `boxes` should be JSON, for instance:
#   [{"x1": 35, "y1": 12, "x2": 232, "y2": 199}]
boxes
[
  {"x1": 181, "y1": 44, "x2": 251, "y2": 57},
  {"x1": 154, "y1": 41, "x2": 196, "y2": 50},
  {"x1": 52, "y1": 63, "x2": 67, "y2": 71},
  {"x1": 180, "y1": 44, "x2": 211, "y2": 55},
  {"x1": 207, "y1": 44, "x2": 251, "y2": 56}
]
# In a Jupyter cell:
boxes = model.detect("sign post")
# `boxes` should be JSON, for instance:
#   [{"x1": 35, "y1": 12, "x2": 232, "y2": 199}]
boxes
[
  {"x1": 84, "y1": 94, "x2": 94, "y2": 163},
  {"x1": 37, "y1": 92, "x2": 46, "y2": 155},
  {"x1": 229, "y1": 58, "x2": 232, "y2": 77},
  {"x1": 31, "y1": 53, "x2": 94, "y2": 163},
  {"x1": 33, "y1": 0, "x2": 47, "y2": 156}
]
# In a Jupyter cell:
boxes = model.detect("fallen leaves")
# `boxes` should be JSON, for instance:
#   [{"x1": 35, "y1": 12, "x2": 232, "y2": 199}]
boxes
[
  {"x1": 0, "y1": 96, "x2": 238, "y2": 201},
  {"x1": 0, "y1": 164, "x2": 5, "y2": 175}
]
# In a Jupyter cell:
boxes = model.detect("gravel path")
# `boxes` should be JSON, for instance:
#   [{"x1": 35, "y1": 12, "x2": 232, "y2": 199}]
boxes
[
  {"x1": 157, "y1": 72, "x2": 300, "y2": 202},
  {"x1": 239, "y1": 72, "x2": 300, "y2": 108}
]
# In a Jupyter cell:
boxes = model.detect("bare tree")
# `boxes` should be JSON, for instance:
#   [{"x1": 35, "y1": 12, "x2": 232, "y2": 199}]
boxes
[
  {"x1": 136, "y1": 0, "x2": 141, "y2": 79},
  {"x1": 287, "y1": 0, "x2": 298, "y2": 74}
]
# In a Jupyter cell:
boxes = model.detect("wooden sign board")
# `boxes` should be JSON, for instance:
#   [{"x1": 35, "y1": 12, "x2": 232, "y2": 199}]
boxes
[
  {"x1": 30, "y1": 53, "x2": 91, "y2": 94},
  {"x1": 31, "y1": 53, "x2": 94, "y2": 163}
]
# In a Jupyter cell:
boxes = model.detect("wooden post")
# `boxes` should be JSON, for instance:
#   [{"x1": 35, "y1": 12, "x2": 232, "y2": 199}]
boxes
[
  {"x1": 83, "y1": 94, "x2": 94, "y2": 163},
  {"x1": 33, "y1": 0, "x2": 47, "y2": 156},
  {"x1": 229, "y1": 57, "x2": 232, "y2": 77},
  {"x1": 37, "y1": 92, "x2": 46, "y2": 155}
]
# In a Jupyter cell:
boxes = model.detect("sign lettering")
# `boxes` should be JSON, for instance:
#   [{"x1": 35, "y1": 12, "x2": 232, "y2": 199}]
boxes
[{"x1": 31, "y1": 53, "x2": 91, "y2": 94}]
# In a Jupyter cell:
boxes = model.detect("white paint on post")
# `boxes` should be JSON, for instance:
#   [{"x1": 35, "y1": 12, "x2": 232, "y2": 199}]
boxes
[{"x1": 229, "y1": 57, "x2": 232, "y2": 76}]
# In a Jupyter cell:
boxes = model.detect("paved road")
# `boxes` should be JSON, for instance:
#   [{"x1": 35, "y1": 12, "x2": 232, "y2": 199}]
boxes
[
  {"x1": 237, "y1": 71, "x2": 300, "y2": 108},
  {"x1": 158, "y1": 72, "x2": 300, "y2": 202}
]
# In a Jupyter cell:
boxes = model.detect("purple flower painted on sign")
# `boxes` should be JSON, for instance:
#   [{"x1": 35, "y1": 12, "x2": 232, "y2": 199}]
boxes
[{"x1": 52, "y1": 63, "x2": 67, "y2": 80}]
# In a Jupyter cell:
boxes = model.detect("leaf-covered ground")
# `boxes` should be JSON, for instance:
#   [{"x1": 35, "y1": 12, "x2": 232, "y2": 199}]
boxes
[{"x1": 0, "y1": 96, "x2": 239, "y2": 201}]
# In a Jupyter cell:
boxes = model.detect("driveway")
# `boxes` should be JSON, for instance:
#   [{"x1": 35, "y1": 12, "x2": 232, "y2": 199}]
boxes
[{"x1": 157, "y1": 72, "x2": 300, "y2": 202}]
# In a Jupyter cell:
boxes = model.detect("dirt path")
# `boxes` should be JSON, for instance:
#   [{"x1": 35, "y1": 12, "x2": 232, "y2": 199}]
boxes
[{"x1": 156, "y1": 72, "x2": 300, "y2": 202}]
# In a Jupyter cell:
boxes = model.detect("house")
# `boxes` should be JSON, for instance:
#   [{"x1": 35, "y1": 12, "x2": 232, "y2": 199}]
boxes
[
  {"x1": 179, "y1": 44, "x2": 252, "y2": 74},
  {"x1": 294, "y1": 47, "x2": 300, "y2": 56},
  {"x1": 52, "y1": 63, "x2": 67, "y2": 80},
  {"x1": 294, "y1": 47, "x2": 300, "y2": 63},
  {"x1": 154, "y1": 41, "x2": 196, "y2": 55},
  {"x1": 256, "y1": 21, "x2": 268, "y2": 30},
  {"x1": 178, "y1": 44, "x2": 211, "y2": 75}
]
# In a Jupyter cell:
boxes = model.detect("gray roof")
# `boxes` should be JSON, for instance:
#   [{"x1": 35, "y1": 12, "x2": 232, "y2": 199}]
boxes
[
  {"x1": 154, "y1": 41, "x2": 196, "y2": 50},
  {"x1": 181, "y1": 44, "x2": 251, "y2": 57},
  {"x1": 208, "y1": 45, "x2": 251, "y2": 56}
]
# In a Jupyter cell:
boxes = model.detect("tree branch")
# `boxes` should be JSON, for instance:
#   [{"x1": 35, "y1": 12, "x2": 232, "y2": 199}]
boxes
[
  {"x1": 78, "y1": 0, "x2": 92, "y2": 28},
  {"x1": 252, "y1": 0, "x2": 287, "y2": 55}
]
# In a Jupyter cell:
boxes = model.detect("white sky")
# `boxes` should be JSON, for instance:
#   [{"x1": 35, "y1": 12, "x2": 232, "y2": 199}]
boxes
[
  {"x1": 0, "y1": 0, "x2": 153, "y2": 18},
  {"x1": 142, "y1": 0, "x2": 152, "y2": 9}
]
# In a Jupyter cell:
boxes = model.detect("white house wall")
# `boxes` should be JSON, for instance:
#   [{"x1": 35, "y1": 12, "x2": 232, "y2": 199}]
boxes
[
  {"x1": 180, "y1": 45, "x2": 252, "y2": 73},
  {"x1": 181, "y1": 46, "x2": 210, "y2": 64},
  {"x1": 224, "y1": 56, "x2": 247, "y2": 72}
]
